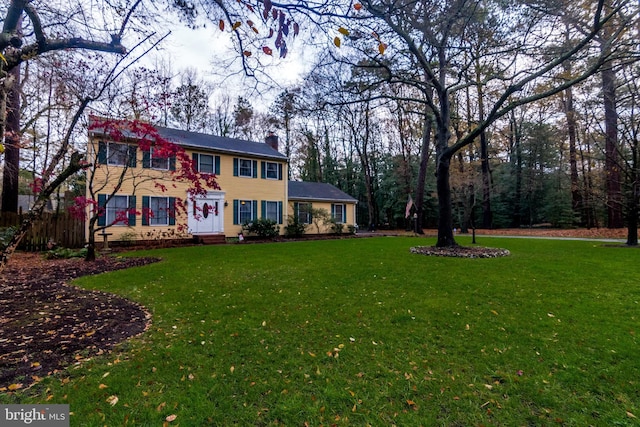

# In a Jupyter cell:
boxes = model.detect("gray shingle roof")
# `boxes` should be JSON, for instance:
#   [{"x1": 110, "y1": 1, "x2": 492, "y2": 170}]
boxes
[
  {"x1": 288, "y1": 181, "x2": 357, "y2": 203},
  {"x1": 155, "y1": 126, "x2": 287, "y2": 160},
  {"x1": 90, "y1": 119, "x2": 286, "y2": 161}
]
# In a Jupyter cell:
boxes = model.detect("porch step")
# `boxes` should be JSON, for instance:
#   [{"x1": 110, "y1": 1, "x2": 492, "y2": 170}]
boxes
[{"x1": 196, "y1": 234, "x2": 227, "y2": 245}]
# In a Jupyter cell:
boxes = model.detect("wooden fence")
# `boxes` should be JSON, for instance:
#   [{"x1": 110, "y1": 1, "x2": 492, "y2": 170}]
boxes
[{"x1": 0, "y1": 211, "x2": 85, "y2": 251}]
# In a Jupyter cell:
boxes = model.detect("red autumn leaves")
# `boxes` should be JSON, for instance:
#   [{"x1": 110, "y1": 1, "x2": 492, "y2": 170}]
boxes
[{"x1": 218, "y1": 0, "x2": 299, "y2": 59}]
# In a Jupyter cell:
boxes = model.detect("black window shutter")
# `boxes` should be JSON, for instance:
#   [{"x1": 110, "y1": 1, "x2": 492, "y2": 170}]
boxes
[
  {"x1": 128, "y1": 145, "x2": 137, "y2": 167},
  {"x1": 192, "y1": 153, "x2": 199, "y2": 172},
  {"x1": 98, "y1": 142, "x2": 107, "y2": 164},
  {"x1": 97, "y1": 194, "x2": 107, "y2": 226},
  {"x1": 142, "y1": 150, "x2": 151, "y2": 168},
  {"x1": 128, "y1": 196, "x2": 136, "y2": 226}
]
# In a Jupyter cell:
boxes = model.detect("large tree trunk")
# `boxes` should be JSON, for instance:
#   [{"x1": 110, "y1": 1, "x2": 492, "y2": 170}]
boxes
[
  {"x1": 436, "y1": 148, "x2": 456, "y2": 247},
  {"x1": 1, "y1": 63, "x2": 21, "y2": 213},
  {"x1": 476, "y1": 62, "x2": 492, "y2": 229},
  {"x1": 565, "y1": 85, "x2": 582, "y2": 224},
  {"x1": 510, "y1": 111, "x2": 523, "y2": 228},
  {"x1": 85, "y1": 217, "x2": 98, "y2": 262},
  {"x1": 414, "y1": 113, "x2": 432, "y2": 234},
  {"x1": 627, "y1": 195, "x2": 638, "y2": 246},
  {"x1": 580, "y1": 138, "x2": 599, "y2": 228},
  {"x1": 480, "y1": 130, "x2": 492, "y2": 228},
  {"x1": 627, "y1": 146, "x2": 639, "y2": 246},
  {"x1": 602, "y1": 61, "x2": 623, "y2": 228}
]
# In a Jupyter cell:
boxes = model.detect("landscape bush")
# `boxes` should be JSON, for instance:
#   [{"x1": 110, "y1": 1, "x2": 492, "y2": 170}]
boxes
[
  {"x1": 242, "y1": 218, "x2": 280, "y2": 238},
  {"x1": 284, "y1": 216, "x2": 307, "y2": 237}
]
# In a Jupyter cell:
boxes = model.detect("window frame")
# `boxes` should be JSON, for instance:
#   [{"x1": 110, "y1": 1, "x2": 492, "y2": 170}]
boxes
[
  {"x1": 238, "y1": 199, "x2": 254, "y2": 224},
  {"x1": 149, "y1": 196, "x2": 170, "y2": 226},
  {"x1": 296, "y1": 202, "x2": 312, "y2": 224},
  {"x1": 107, "y1": 142, "x2": 129, "y2": 166},
  {"x1": 105, "y1": 195, "x2": 130, "y2": 226},
  {"x1": 198, "y1": 154, "x2": 215, "y2": 175},
  {"x1": 98, "y1": 141, "x2": 136, "y2": 167},
  {"x1": 332, "y1": 203, "x2": 345, "y2": 223},
  {"x1": 265, "y1": 161, "x2": 279, "y2": 179},
  {"x1": 262, "y1": 200, "x2": 283, "y2": 224},
  {"x1": 238, "y1": 158, "x2": 254, "y2": 177},
  {"x1": 150, "y1": 147, "x2": 170, "y2": 171}
]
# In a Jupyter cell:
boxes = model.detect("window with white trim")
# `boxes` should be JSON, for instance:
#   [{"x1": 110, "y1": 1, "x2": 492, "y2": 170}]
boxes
[
  {"x1": 151, "y1": 148, "x2": 170, "y2": 170},
  {"x1": 265, "y1": 162, "x2": 279, "y2": 179},
  {"x1": 332, "y1": 204, "x2": 345, "y2": 223},
  {"x1": 107, "y1": 143, "x2": 130, "y2": 166},
  {"x1": 239, "y1": 200, "x2": 254, "y2": 224},
  {"x1": 106, "y1": 195, "x2": 130, "y2": 226},
  {"x1": 149, "y1": 197, "x2": 169, "y2": 225},
  {"x1": 199, "y1": 154, "x2": 214, "y2": 174},
  {"x1": 296, "y1": 202, "x2": 312, "y2": 224},
  {"x1": 264, "y1": 201, "x2": 280, "y2": 222},
  {"x1": 239, "y1": 159, "x2": 253, "y2": 177}
]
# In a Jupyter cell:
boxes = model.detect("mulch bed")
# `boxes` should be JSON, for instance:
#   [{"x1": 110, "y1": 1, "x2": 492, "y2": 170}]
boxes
[
  {"x1": 410, "y1": 245, "x2": 511, "y2": 258},
  {"x1": 0, "y1": 253, "x2": 160, "y2": 390}
]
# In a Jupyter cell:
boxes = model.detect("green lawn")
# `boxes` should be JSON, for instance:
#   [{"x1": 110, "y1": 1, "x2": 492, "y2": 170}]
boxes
[{"x1": 2, "y1": 237, "x2": 639, "y2": 426}]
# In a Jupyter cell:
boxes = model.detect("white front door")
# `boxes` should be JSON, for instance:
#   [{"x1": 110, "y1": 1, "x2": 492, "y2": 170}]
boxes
[{"x1": 189, "y1": 193, "x2": 225, "y2": 235}]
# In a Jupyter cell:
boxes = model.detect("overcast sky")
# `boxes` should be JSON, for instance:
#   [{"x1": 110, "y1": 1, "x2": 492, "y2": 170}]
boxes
[{"x1": 155, "y1": 22, "x2": 313, "y2": 112}]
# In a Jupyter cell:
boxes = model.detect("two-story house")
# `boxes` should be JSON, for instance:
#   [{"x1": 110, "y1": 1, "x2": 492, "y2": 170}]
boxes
[{"x1": 87, "y1": 118, "x2": 357, "y2": 243}]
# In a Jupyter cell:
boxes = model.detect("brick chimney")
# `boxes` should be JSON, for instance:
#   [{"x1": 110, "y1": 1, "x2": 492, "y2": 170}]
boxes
[{"x1": 265, "y1": 132, "x2": 279, "y2": 151}]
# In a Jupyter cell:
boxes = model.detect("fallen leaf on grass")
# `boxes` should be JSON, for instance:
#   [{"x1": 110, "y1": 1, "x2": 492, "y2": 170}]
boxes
[
  {"x1": 8, "y1": 383, "x2": 23, "y2": 391},
  {"x1": 106, "y1": 395, "x2": 119, "y2": 406},
  {"x1": 98, "y1": 384, "x2": 108, "y2": 389},
  {"x1": 628, "y1": 411, "x2": 637, "y2": 418},
  {"x1": 166, "y1": 414, "x2": 177, "y2": 422}
]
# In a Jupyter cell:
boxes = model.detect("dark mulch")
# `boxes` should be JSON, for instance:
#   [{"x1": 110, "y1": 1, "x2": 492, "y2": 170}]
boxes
[
  {"x1": 0, "y1": 253, "x2": 160, "y2": 390},
  {"x1": 410, "y1": 245, "x2": 510, "y2": 258}
]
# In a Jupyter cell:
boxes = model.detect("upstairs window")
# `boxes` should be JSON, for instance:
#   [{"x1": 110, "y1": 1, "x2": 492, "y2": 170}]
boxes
[
  {"x1": 261, "y1": 161, "x2": 283, "y2": 180},
  {"x1": 233, "y1": 158, "x2": 258, "y2": 178},
  {"x1": 98, "y1": 141, "x2": 136, "y2": 167},
  {"x1": 142, "y1": 147, "x2": 175, "y2": 171},
  {"x1": 239, "y1": 159, "x2": 253, "y2": 177},
  {"x1": 193, "y1": 153, "x2": 220, "y2": 175},
  {"x1": 151, "y1": 147, "x2": 170, "y2": 170}
]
